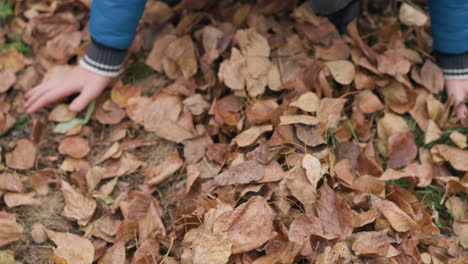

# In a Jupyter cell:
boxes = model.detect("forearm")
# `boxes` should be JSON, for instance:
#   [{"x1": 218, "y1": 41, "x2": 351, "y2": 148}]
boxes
[{"x1": 80, "y1": 0, "x2": 147, "y2": 77}]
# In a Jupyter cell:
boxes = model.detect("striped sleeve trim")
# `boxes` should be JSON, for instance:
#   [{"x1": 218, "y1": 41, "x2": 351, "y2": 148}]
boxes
[
  {"x1": 79, "y1": 58, "x2": 123, "y2": 77},
  {"x1": 436, "y1": 51, "x2": 468, "y2": 80},
  {"x1": 80, "y1": 38, "x2": 127, "y2": 77}
]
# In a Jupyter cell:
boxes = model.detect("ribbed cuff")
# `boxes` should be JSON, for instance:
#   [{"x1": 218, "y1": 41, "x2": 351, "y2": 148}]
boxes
[
  {"x1": 436, "y1": 52, "x2": 468, "y2": 80},
  {"x1": 79, "y1": 39, "x2": 126, "y2": 77}
]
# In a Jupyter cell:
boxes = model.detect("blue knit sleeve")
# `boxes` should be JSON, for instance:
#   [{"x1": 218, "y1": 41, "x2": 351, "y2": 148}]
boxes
[
  {"x1": 89, "y1": 0, "x2": 147, "y2": 50},
  {"x1": 428, "y1": 0, "x2": 468, "y2": 54}
]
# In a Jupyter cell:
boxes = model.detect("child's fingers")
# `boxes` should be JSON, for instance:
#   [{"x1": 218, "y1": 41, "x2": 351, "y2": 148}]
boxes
[
  {"x1": 455, "y1": 103, "x2": 467, "y2": 119},
  {"x1": 69, "y1": 87, "x2": 100, "y2": 113},
  {"x1": 26, "y1": 86, "x2": 78, "y2": 113}
]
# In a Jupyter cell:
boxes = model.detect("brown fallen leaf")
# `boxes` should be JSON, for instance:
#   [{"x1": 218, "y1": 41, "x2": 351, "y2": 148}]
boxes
[
  {"x1": 61, "y1": 180, "x2": 96, "y2": 225},
  {"x1": 85, "y1": 166, "x2": 106, "y2": 193},
  {"x1": 111, "y1": 81, "x2": 142, "y2": 108},
  {"x1": 163, "y1": 35, "x2": 198, "y2": 79},
  {"x1": 31, "y1": 223, "x2": 47, "y2": 244},
  {"x1": 206, "y1": 143, "x2": 230, "y2": 164},
  {"x1": 424, "y1": 120, "x2": 442, "y2": 144},
  {"x1": 317, "y1": 98, "x2": 347, "y2": 129},
  {"x1": 302, "y1": 154, "x2": 321, "y2": 187},
  {"x1": 181, "y1": 204, "x2": 233, "y2": 264},
  {"x1": 227, "y1": 196, "x2": 275, "y2": 253},
  {"x1": 289, "y1": 213, "x2": 324, "y2": 247},
  {"x1": 453, "y1": 220, "x2": 468, "y2": 249},
  {"x1": 0, "y1": 69, "x2": 15, "y2": 93},
  {"x1": 99, "y1": 240, "x2": 125, "y2": 264},
  {"x1": 246, "y1": 99, "x2": 279, "y2": 124},
  {"x1": 325, "y1": 60, "x2": 355, "y2": 85},
  {"x1": 387, "y1": 132, "x2": 417, "y2": 169},
  {"x1": 131, "y1": 239, "x2": 160, "y2": 264},
  {"x1": 279, "y1": 115, "x2": 319, "y2": 126},
  {"x1": 290, "y1": 92, "x2": 320, "y2": 113},
  {"x1": 183, "y1": 94, "x2": 211, "y2": 116},
  {"x1": 235, "y1": 125, "x2": 273, "y2": 147},
  {"x1": 46, "y1": 229, "x2": 94, "y2": 264},
  {"x1": 31, "y1": 173, "x2": 50, "y2": 196},
  {"x1": 48, "y1": 104, "x2": 76, "y2": 122},
  {"x1": 138, "y1": 202, "x2": 166, "y2": 240},
  {"x1": 183, "y1": 134, "x2": 213, "y2": 164},
  {"x1": 356, "y1": 90, "x2": 384, "y2": 114},
  {"x1": 399, "y1": 3, "x2": 428, "y2": 26},
  {"x1": 378, "y1": 200, "x2": 416, "y2": 232},
  {"x1": 214, "y1": 160, "x2": 265, "y2": 186},
  {"x1": 95, "y1": 100, "x2": 126, "y2": 125},
  {"x1": 377, "y1": 49, "x2": 411, "y2": 77},
  {"x1": 5, "y1": 139, "x2": 37, "y2": 170},
  {"x1": 126, "y1": 96, "x2": 153, "y2": 124},
  {"x1": 58, "y1": 136, "x2": 90, "y2": 159},
  {"x1": 145, "y1": 151, "x2": 183, "y2": 185},
  {"x1": 430, "y1": 144, "x2": 468, "y2": 171},
  {"x1": 0, "y1": 48, "x2": 25, "y2": 73},
  {"x1": 0, "y1": 172, "x2": 24, "y2": 192},
  {"x1": 316, "y1": 184, "x2": 354, "y2": 240},
  {"x1": 0, "y1": 212, "x2": 24, "y2": 247},
  {"x1": 449, "y1": 131, "x2": 467, "y2": 149},
  {"x1": 4, "y1": 192, "x2": 41, "y2": 207},
  {"x1": 351, "y1": 230, "x2": 391, "y2": 257},
  {"x1": 420, "y1": 60, "x2": 444, "y2": 94}
]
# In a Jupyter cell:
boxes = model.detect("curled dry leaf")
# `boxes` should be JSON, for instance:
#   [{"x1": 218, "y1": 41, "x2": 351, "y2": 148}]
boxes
[
  {"x1": 235, "y1": 125, "x2": 273, "y2": 147},
  {"x1": 48, "y1": 104, "x2": 76, "y2": 122},
  {"x1": 0, "y1": 172, "x2": 23, "y2": 192},
  {"x1": 351, "y1": 230, "x2": 391, "y2": 257},
  {"x1": 46, "y1": 229, "x2": 94, "y2": 264},
  {"x1": 399, "y1": 3, "x2": 428, "y2": 27},
  {"x1": 227, "y1": 196, "x2": 275, "y2": 254},
  {"x1": 279, "y1": 115, "x2": 319, "y2": 126},
  {"x1": 0, "y1": 212, "x2": 24, "y2": 247},
  {"x1": 286, "y1": 168, "x2": 317, "y2": 206},
  {"x1": 430, "y1": 145, "x2": 468, "y2": 171},
  {"x1": 290, "y1": 92, "x2": 320, "y2": 113},
  {"x1": 5, "y1": 139, "x2": 37, "y2": 170},
  {"x1": 302, "y1": 154, "x2": 321, "y2": 187},
  {"x1": 325, "y1": 60, "x2": 355, "y2": 85},
  {"x1": 0, "y1": 69, "x2": 15, "y2": 93},
  {"x1": 214, "y1": 160, "x2": 265, "y2": 186},
  {"x1": 58, "y1": 136, "x2": 90, "y2": 159},
  {"x1": 61, "y1": 180, "x2": 96, "y2": 225},
  {"x1": 164, "y1": 35, "x2": 198, "y2": 79},
  {"x1": 378, "y1": 200, "x2": 416, "y2": 232},
  {"x1": 145, "y1": 151, "x2": 184, "y2": 185},
  {"x1": 4, "y1": 192, "x2": 41, "y2": 207},
  {"x1": 184, "y1": 134, "x2": 213, "y2": 164}
]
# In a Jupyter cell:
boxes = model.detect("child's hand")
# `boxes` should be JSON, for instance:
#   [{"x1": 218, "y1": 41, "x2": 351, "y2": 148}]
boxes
[
  {"x1": 25, "y1": 66, "x2": 111, "y2": 113},
  {"x1": 445, "y1": 79, "x2": 468, "y2": 119}
]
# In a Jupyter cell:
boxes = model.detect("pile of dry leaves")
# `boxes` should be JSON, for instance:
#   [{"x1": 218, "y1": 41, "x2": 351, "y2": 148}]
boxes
[{"x1": 0, "y1": 0, "x2": 467, "y2": 263}]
